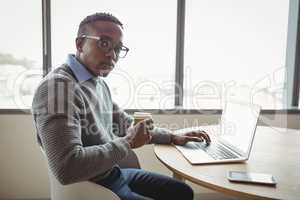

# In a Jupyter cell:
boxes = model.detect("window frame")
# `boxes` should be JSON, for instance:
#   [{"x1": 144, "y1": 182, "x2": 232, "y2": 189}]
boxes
[
  {"x1": 1, "y1": 0, "x2": 300, "y2": 114},
  {"x1": 286, "y1": 0, "x2": 300, "y2": 108}
]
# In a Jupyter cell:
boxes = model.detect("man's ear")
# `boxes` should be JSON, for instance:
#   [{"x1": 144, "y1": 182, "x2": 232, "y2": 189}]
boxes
[{"x1": 75, "y1": 37, "x2": 84, "y2": 52}]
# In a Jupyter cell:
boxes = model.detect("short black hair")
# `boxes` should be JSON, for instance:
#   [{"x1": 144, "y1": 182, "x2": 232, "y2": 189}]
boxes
[{"x1": 77, "y1": 12, "x2": 123, "y2": 37}]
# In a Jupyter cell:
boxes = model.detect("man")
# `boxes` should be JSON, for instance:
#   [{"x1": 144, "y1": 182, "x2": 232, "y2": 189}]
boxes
[{"x1": 32, "y1": 13, "x2": 210, "y2": 200}]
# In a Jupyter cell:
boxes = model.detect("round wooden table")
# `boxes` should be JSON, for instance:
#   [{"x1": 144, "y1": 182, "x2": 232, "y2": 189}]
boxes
[{"x1": 154, "y1": 126, "x2": 300, "y2": 200}]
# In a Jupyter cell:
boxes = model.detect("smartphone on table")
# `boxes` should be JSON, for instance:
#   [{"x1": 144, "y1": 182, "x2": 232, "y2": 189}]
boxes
[{"x1": 227, "y1": 171, "x2": 277, "y2": 186}]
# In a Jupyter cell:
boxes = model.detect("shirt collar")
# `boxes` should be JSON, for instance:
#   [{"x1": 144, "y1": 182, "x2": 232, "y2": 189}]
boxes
[{"x1": 66, "y1": 54, "x2": 94, "y2": 83}]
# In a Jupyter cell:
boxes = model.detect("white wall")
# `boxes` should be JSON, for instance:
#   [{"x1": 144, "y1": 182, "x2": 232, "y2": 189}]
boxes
[{"x1": 0, "y1": 113, "x2": 299, "y2": 199}]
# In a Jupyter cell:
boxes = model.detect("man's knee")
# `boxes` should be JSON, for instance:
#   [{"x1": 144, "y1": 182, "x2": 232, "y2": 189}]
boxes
[
  {"x1": 178, "y1": 181, "x2": 194, "y2": 200},
  {"x1": 168, "y1": 180, "x2": 194, "y2": 200}
]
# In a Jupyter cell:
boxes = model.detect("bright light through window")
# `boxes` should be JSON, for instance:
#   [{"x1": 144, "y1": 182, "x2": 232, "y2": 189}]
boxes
[
  {"x1": 0, "y1": 1, "x2": 43, "y2": 109},
  {"x1": 184, "y1": 0, "x2": 289, "y2": 109},
  {"x1": 52, "y1": 0, "x2": 176, "y2": 109}
]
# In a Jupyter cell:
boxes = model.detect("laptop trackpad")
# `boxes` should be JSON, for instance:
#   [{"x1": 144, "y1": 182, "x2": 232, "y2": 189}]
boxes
[{"x1": 175, "y1": 145, "x2": 214, "y2": 164}]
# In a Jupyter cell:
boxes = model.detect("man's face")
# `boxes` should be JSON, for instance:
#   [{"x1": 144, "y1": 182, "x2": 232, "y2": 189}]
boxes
[{"x1": 76, "y1": 21, "x2": 123, "y2": 77}]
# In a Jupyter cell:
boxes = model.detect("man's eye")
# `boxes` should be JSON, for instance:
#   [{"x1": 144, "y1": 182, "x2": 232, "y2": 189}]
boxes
[{"x1": 99, "y1": 40, "x2": 110, "y2": 48}]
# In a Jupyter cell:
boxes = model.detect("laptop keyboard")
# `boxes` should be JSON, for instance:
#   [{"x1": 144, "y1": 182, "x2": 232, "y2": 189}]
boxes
[{"x1": 190, "y1": 141, "x2": 239, "y2": 160}]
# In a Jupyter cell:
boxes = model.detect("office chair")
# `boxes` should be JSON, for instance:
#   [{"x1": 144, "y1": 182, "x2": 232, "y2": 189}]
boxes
[{"x1": 41, "y1": 147, "x2": 140, "y2": 200}]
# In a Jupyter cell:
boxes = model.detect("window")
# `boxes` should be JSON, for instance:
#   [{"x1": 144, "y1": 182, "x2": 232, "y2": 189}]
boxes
[
  {"x1": 184, "y1": 0, "x2": 289, "y2": 109},
  {"x1": 51, "y1": 0, "x2": 177, "y2": 109},
  {"x1": 1, "y1": 0, "x2": 298, "y2": 111},
  {"x1": 0, "y1": 1, "x2": 43, "y2": 109}
]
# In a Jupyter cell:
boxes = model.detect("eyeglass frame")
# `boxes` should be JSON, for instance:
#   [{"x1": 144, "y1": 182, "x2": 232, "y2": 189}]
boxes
[{"x1": 78, "y1": 34, "x2": 129, "y2": 58}]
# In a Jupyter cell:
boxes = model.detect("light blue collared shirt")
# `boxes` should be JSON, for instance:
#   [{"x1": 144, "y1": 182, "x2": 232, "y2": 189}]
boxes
[{"x1": 66, "y1": 54, "x2": 94, "y2": 83}]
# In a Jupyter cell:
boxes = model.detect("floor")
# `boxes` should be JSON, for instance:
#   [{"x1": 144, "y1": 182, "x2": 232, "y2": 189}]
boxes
[{"x1": 194, "y1": 192, "x2": 239, "y2": 200}]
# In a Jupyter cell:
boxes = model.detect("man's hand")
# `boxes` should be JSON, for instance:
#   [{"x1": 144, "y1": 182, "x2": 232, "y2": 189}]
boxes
[
  {"x1": 125, "y1": 118, "x2": 154, "y2": 149},
  {"x1": 171, "y1": 130, "x2": 211, "y2": 146}
]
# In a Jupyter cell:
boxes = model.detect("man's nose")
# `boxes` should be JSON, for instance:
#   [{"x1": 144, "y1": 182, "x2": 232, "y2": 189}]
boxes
[{"x1": 105, "y1": 49, "x2": 117, "y2": 61}]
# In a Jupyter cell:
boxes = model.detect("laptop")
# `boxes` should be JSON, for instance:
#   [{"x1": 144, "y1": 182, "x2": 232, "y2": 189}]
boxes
[{"x1": 175, "y1": 102, "x2": 261, "y2": 164}]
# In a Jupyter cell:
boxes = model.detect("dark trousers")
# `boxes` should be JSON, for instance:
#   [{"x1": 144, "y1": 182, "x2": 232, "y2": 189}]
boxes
[{"x1": 93, "y1": 166, "x2": 193, "y2": 200}]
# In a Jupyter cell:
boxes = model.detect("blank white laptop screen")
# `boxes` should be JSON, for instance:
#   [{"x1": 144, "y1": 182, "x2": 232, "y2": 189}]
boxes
[{"x1": 219, "y1": 102, "x2": 260, "y2": 155}]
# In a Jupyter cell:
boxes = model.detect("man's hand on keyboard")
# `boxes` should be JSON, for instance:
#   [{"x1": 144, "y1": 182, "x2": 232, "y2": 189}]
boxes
[{"x1": 171, "y1": 130, "x2": 211, "y2": 146}]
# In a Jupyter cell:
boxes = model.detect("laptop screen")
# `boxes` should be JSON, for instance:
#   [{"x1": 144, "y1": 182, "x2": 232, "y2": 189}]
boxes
[{"x1": 219, "y1": 102, "x2": 260, "y2": 155}]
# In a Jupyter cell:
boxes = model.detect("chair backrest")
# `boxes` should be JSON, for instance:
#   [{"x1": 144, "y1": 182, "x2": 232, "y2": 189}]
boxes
[
  {"x1": 40, "y1": 147, "x2": 122, "y2": 200},
  {"x1": 47, "y1": 170, "x2": 120, "y2": 200}
]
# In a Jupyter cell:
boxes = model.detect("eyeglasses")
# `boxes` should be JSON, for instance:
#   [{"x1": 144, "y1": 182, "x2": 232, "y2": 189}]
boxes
[{"x1": 79, "y1": 34, "x2": 129, "y2": 58}]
